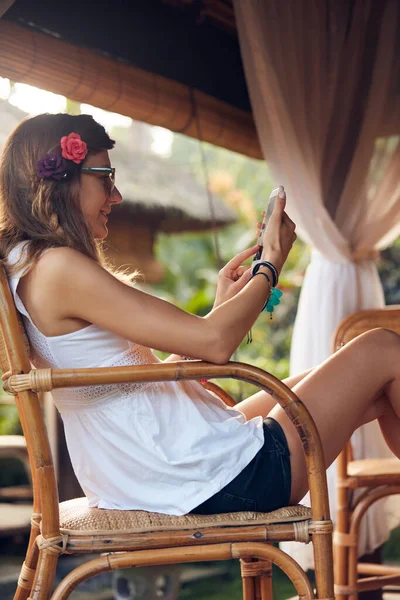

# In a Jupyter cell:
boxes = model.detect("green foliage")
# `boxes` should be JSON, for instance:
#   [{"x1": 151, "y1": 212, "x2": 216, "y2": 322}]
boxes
[
  {"x1": 378, "y1": 243, "x2": 400, "y2": 305},
  {"x1": 383, "y1": 527, "x2": 400, "y2": 563},
  {"x1": 0, "y1": 399, "x2": 21, "y2": 435}
]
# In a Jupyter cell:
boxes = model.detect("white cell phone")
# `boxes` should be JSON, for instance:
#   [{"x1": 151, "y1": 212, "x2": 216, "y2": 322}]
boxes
[{"x1": 253, "y1": 185, "x2": 285, "y2": 262}]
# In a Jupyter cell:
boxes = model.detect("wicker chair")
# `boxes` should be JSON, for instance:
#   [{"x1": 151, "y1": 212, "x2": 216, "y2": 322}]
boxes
[
  {"x1": 333, "y1": 307, "x2": 400, "y2": 600},
  {"x1": 0, "y1": 262, "x2": 334, "y2": 600}
]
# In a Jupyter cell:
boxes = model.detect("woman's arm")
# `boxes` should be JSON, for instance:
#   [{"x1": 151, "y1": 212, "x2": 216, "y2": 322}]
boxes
[
  {"x1": 25, "y1": 195, "x2": 295, "y2": 364},
  {"x1": 163, "y1": 244, "x2": 259, "y2": 363},
  {"x1": 32, "y1": 248, "x2": 273, "y2": 363}
]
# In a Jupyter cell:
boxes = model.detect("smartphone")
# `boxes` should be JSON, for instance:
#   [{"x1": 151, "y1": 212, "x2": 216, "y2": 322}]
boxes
[{"x1": 253, "y1": 185, "x2": 285, "y2": 262}]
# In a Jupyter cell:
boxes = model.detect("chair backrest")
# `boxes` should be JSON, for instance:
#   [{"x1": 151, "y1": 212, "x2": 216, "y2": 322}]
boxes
[
  {"x1": 0, "y1": 261, "x2": 60, "y2": 537},
  {"x1": 333, "y1": 306, "x2": 400, "y2": 471},
  {"x1": 333, "y1": 306, "x2": 400, "y2": 351}
]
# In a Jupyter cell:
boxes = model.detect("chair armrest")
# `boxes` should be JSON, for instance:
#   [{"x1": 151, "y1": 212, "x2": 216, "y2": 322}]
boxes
[{"x1": 3, "y1": 360, "x2": 331, "y2": 521}]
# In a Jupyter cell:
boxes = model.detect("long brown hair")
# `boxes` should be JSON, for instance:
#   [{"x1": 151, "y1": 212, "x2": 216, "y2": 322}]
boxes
[{"x1": 0, "y1": 113, "x2": 115, "y2": 274}]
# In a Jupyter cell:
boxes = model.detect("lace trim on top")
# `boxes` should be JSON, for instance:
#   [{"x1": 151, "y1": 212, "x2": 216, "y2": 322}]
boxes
[
  {"x1": 52, "y1": 345, "x2": 161, "y2": 412},
  {"x1": 23, "y1": 319, "x2": 58, "y2": 368}
]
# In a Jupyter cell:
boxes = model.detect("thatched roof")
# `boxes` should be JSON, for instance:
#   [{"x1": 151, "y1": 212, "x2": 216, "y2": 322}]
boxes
[
  {"x1": 0, "y1": 99, "x2": 236, "y2": 232},
  {"x1": 111, "y1": 144, "x2": 236, "y2": 232}
]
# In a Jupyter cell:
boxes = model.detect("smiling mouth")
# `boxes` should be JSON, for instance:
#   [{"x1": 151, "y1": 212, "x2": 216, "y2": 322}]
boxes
[{"x1": 100, "y1": 210, "x2": 110, "y2": 218}]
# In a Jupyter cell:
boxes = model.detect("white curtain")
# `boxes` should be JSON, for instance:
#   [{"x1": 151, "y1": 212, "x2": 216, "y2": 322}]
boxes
[{"x1": 234, "y1": 0, "x2": 400, "y2": 569}]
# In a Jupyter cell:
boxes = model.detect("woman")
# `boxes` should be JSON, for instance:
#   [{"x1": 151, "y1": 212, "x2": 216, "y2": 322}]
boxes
[{"x1": 0, "y1": 113, "x2": 399, "y2": 516}]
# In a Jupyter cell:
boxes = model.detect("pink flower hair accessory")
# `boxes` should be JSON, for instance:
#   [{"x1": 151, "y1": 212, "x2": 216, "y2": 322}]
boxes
[{"x1": 60, "y1": 132, "x2": 88, "y2": 164}]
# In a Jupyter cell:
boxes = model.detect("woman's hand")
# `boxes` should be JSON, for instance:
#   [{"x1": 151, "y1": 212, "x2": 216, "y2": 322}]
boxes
[
  {"x1": 213, "y1": 244, "x2": 259, "y2": 309},
  {"x1": 260, "y1": 192, "x2": 296, "y2": 275}
]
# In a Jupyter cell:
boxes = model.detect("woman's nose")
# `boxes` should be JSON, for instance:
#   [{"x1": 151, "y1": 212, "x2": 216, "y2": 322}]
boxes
[{"x1": 110, "y1": 186, "x2": 123, "y2": 204}]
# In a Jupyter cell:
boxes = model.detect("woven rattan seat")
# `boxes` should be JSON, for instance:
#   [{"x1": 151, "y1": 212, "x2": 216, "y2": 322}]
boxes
[
  {"x1": 347, "y1": 458, "x2": 400, "y2": 478},
  {"x1": 59, "y1": 497, "x2": 312, "y2": 534}
]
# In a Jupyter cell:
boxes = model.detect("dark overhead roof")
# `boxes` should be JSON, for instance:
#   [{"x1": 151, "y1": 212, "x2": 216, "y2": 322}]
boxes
[{"x1": 4, "y1": 0, "x2": 251, "y2": 114}]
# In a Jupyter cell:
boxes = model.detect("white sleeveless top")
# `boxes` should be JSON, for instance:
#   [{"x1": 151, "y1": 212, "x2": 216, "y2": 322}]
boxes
[{"x1": 7, "y1": 243, "x2": 264, "y2": 515}]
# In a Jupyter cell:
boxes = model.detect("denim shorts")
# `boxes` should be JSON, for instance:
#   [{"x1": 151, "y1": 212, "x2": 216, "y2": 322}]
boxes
[{"x1": 190, "y1": 418, "x2": 291, "y2": 514}]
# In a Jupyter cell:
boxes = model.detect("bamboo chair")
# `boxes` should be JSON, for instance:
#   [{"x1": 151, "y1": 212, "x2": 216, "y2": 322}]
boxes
[
  {"x1": 0, "y1": 262, "x2": 335, "y2": 600},
  {"x1": 333, "y1": 306, "x2": 400, "y2": 600}
]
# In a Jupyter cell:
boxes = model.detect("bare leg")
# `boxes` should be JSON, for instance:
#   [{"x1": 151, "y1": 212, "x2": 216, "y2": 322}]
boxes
[
  {"x1": 378, "y1": 386, "x2": 400, "y2": 457},
  {"x1": 238, "y1": 329, "x2": 400, "y2": 505},
  {"x1": 236, "y1": 367, "x2": 314, "y2": 420}
]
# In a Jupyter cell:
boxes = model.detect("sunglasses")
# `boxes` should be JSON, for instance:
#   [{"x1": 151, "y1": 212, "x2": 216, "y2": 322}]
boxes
[{"x1": 81, "y1": 167, "x2": 116, "y2": 195}]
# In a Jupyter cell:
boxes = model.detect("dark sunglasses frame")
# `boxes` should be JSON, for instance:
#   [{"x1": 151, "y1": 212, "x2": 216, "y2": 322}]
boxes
[{"x1": 80, "y1": 167, "x2": 116, "y2": 193}]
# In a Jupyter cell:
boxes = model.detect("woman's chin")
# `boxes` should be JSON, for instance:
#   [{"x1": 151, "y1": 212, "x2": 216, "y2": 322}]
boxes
[{"x1": 94, "y1": 226, "x2": 108, "y2": 240}]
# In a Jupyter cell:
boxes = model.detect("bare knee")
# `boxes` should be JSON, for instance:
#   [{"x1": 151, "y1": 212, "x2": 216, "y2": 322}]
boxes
[{"x1": 356, "y1": 328, "x2": 400, "y2": 354}]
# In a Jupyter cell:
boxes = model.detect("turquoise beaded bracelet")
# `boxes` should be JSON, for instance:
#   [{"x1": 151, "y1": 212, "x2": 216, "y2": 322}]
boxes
[
  {"x1": 251, "y1": 271, "x2": 283, "y2": 318},
  {"x1": 265, "y1": 287, "x2": 283, "y2": 315}
]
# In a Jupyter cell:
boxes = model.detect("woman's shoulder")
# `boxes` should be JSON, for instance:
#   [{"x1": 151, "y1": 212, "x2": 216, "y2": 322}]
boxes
[
  {"x1": 32, "y1": 246, "x2": 101, "y2": 280},
  {"x1": 17, "y1": 246, "x2": 104, "y2": 336},
  {"x1": 7, "y1": 243, "x2": 84, "y2": 272},
  {"x1": 35, "y1": 245, "x2": 88, "y2": 270},
  {"x1": 28, "y1": 247, "x2": 118, "y2": 308},
  {"x1": 14, "y1": 245, "x2": 104, "y2": 301}
]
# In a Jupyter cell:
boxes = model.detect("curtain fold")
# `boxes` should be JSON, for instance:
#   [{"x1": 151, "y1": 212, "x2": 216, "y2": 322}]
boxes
[{"x1": 234, "y1": 0, "x2": 400, "y2": 569}]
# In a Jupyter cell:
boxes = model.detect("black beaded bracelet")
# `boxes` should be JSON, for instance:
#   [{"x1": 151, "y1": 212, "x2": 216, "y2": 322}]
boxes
[
  {"x1": 251, "y1": 271, "x2": 272, "y2": 311},
  {"x1": 252, "y1": 270, "x2": 271, "y2": 286},
  {"x1": 251, "y1": 261, "x2": 278, "y2": 287}
]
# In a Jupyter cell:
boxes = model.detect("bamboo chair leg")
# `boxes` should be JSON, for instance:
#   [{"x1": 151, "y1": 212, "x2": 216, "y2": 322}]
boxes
[
  {"x1": 312, "y1": 530, "x2": 335, "y2": 600},
  {"x1": 240, "y1": 558, "x2": 273, "y2": 600},
  {"x1": 14, "y1": 542, "x2": 39, "y2": 600},
  {"x1": 344, "y1": 485, "x2": 400, "y2": 600},
  {"x1": 28, "y1": 549, "x2": 59, "y2": 600},
  {"x1": 258, "y1": 562, "x2": 273, "y2": 600},
  {"x1": 14, "y1": 515, "x2": 41, "y2": 600},
  {"x1": 334, "y1": 484, "x2": 352, "y2": 600},
  {"x1": 347, "y1": 542, "x2": 359, "y2": 600},
  {"x1": 241, "y1": 558, "x2": 256, "y2": 600},
  {"x1": 255, "y1": 576, "x2": 261, "y2": 600}
]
